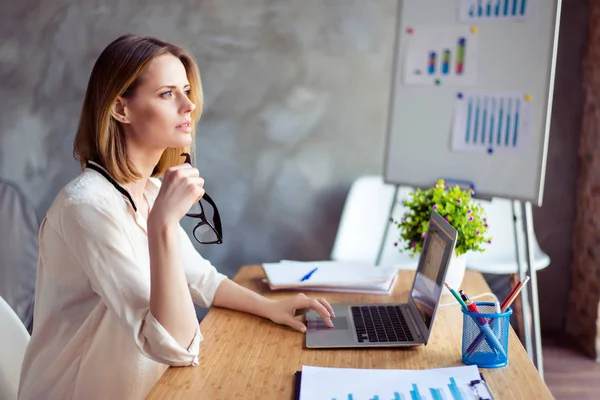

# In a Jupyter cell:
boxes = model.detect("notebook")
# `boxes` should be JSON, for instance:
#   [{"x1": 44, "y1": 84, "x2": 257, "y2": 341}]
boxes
[{"x1": 261, "y1": 260, "x2": 399, "y2": 294}]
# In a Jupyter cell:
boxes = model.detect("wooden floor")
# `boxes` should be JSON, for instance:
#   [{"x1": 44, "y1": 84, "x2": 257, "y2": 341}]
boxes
[{"x1": 543, "y1": 335, "x2": 600, "y2": 399}]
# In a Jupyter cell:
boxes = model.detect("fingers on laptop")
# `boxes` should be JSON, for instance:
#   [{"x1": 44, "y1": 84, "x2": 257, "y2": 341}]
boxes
[{"x1": 296, "y1": 294, "x2": 334, "y2": 328}]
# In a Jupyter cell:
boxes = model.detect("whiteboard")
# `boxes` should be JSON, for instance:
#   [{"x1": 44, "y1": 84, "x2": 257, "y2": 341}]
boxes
[{"x1": 383, "y1": 0, "x2": 562, "y2": 206}]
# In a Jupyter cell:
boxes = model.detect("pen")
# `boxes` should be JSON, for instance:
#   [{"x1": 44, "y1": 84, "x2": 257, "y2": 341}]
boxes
[
  {"x1": 465, "y1": 277, "x2": 530, "y2": 357},
  {"x1": 460, "y1": 290, "x2": 505, "y2": 357},
  {"x1": 300, "y1": 267, "x2": 318, "y2": 282},
  {"x1": 459, "y1": 290, "x2": 486, "y2": 325},
  {"x1": 443, "y1": 282, "x2": 468, "y2": 310}
]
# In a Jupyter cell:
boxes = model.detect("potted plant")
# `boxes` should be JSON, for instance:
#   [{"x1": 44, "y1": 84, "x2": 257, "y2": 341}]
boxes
[{"x1": 391, "y1": 179, "x2": 491, "y2": 290}]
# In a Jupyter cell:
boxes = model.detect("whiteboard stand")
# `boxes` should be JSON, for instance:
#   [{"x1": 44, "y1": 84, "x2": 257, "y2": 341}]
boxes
[
  {"x1": 375, "y1": 187, "x2": 545, "y2": 378},
  {"x1": 517, "y1": 200, "x2": 544, "y2": 378}
]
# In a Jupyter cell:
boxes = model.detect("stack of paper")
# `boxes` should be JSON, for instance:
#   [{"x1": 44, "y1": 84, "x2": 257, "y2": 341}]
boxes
[{"x1": 261, "y1": 260, "x2": 399, "y2": 294}]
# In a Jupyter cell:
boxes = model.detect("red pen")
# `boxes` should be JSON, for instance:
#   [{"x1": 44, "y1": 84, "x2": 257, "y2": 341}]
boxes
[{"x1": 459, "y1": 290, "x2": 486, "y2": 324}]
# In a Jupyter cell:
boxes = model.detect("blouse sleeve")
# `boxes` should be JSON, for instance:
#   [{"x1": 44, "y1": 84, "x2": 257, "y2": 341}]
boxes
[
  {"x1": 59, "y1": 200, "x2": 201, "y2": 367},
  {"x1": 177, "y1": 225, "x2": 229, "y2": 308}
]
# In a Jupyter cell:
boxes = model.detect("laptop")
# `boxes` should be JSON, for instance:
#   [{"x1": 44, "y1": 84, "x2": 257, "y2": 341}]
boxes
[{"x1": 305, "y1": 210, "x2": 457, "y2": 348}]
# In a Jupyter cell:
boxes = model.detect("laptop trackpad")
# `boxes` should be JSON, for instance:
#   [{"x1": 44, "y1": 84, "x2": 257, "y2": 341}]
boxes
[{"x1": 307, "y1": 316, "x2": 349, "y2": 331}]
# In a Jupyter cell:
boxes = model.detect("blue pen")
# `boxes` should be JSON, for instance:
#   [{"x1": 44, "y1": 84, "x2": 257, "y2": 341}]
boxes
[{"x1": 300, "y1": 267, "x2": 318, "y2": 282}]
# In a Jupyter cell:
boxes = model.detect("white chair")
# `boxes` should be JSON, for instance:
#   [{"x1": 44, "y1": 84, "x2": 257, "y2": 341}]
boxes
[
  {"x1": 331, "y1": 175, "x2": 551, "y2": 274},
  {"x1": 467, "y1": 197, "x2": 550, "y2": 273},
  {"x1": 330, "y1": 175, "x2": 417, "y2": 268},
  {"x1": 0, "y1": 178, "x2": 39, "y2": 330},
  {"x1": 0, "y1": 295, "x2": 30, "y2": 400}
]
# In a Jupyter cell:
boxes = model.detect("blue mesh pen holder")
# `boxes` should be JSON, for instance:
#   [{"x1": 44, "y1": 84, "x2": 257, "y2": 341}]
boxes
[{"x1": 461, "y1": 302, "x2": 512, "y2": 368}]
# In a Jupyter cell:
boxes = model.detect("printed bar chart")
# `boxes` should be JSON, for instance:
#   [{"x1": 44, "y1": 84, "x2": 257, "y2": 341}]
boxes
[
  {"x1": 452, "y1": 92, "x2": 531, "y2": 154},
  {"x1": 329, "y1": 380, "x2": 470, "y2": 400},
  {"x1": 301, "y1": 365, "x2": 483, "y2": 400},
  {"x1": 425, "y1": 40, "x2": 467, "y2": 78},
  {"x1": 403, "y1": 26, "x2": 478, "y2": 86},
  {"x1": 460, "y1": 0, "x2": 534, "y2": 21}
]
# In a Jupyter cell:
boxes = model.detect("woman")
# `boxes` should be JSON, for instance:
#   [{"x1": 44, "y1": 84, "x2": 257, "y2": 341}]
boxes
[{"x1": 18, "y1": 34, "x2": 334, "y2": 400}]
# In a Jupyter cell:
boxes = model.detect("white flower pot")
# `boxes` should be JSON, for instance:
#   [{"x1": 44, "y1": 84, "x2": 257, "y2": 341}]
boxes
[{"x1": 442, "y1": 252, "x2": 467, "y2": 295}]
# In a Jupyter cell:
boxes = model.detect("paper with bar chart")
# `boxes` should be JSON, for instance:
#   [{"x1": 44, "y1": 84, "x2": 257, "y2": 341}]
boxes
[
  {"x1": 451, "y1": 92, "x2": 531, "y2": 154},
  {"x1": 460, "y1": 0, "x2": 535, "y2": 21},
  {"x1": 403, "y1": 26, "x2": 478, "y2": 86},
  {"x1": 299, "y1": 365, "x2": 491, "y2": 400}
]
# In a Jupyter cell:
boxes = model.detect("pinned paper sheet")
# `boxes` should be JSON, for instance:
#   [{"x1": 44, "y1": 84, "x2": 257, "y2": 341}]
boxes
[
  {"x1": 403, "y1": 26, "x2": 479, "y2": 86},
  {"x1": 460, "y1": 0, "x2": 536, "y2": 22},
  {"x1": 451, "y1": 92, "x2": 532, "y2": 154}
]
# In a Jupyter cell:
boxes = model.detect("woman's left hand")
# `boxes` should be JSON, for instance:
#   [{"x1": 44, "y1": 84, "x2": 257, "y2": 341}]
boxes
[{"x1": 265, "y1": 293, "x2": 335, "y2": 333}]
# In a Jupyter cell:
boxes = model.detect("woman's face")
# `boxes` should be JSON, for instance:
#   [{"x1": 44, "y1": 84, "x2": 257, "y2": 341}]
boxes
[{"x1": 119, "y1": 54, "x2": 196, "y2": 151}]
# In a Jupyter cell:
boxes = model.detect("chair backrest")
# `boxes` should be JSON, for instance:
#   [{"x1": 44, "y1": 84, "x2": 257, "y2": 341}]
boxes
[
  {"x1": 330, "y1": 176, "x2": 550, "y2": 273},
  {"x1": 0, "y1": 295, "x2": 30, "y2": 400},
  {"x1": 0, "y1": 178, "x2": 39, "y2": 329},
  {"x1": 330, "y1": 176, "x2": 395, "y2": 263},
  {"x1": 330, "y1": 175, "x2": 419, "y2": 269},
  {"x1": 467, "y1": 197, "x2": 550, "y2": 272}
]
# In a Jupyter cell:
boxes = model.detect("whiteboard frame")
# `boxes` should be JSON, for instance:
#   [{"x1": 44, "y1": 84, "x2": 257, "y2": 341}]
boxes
[{"x1": 382, "y1": 0, "x2": 563, "y2": 206}]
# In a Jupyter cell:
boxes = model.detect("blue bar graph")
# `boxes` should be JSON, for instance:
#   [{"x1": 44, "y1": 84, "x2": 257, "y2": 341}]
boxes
[
  {"x1": 329, "y1": 377, "x2": 478, "y2": 400},
  {"x1": 489, "y1": 98, "x2": 495, "y2": 145},
  {"x1": 505, "y1": 98, "x2": 512, "y2": 146},
  {"x1": 448, "y1": 378, "x2": 464, "y2": 400},
  {"x1": 466, "y1": 0, "x2": 528, "y2": 19},
  {"x1": 481, "y1": 98, "x2": 488, "y2": 144},
  {"x1": 409, "y1": 384, "x2": 423, "y2": 400},
  {"x1": 459, "y1": 94, "x2": 526, "y2": 151},
  {"x1": 465, "y1": 99, "x2": 473, "y2": 143},
  {"x1": 497, "y1": 99, "x2": 503, "y2": 145},
  {"x1": 473, "y1": 98, "x2": 480, "y2": 143},
  {"x1": 429, "y1": 388, "x2": 446, "y2": 400},
  {"x1": 513, "y1": 99, "x2": 520, "y2": 147}
]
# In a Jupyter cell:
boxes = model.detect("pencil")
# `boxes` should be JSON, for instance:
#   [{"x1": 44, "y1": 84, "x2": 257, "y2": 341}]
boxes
[
  {"x1": 444, "y1": 281, "x2": 468, "y2": 309},
  {"x1": 501, "y1": 276, "x2": 530, "y2": 312}
]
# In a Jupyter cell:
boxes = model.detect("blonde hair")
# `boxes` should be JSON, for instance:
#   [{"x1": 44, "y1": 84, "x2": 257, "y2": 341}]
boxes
[{"x1": 73, "y1": 34, "x2": 203, "y2": 183}]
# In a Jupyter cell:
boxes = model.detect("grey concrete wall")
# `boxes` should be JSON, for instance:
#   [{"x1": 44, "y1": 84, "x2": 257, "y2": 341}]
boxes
[
  {"x1": 0, "y1": 1, "x2": 586, "y2": 332},
  {"x1": 0, "y1": 0, "x2": 397, "y2": 276}
]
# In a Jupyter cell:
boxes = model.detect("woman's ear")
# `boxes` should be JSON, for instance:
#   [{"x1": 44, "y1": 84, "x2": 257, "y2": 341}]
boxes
[{"x1": 110, "y1": 97, "x2": 130, "y2": 124}]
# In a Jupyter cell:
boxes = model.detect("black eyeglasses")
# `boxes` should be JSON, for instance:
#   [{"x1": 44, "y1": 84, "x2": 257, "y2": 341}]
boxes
[{"x1": 182, "y1": 153, "x2": 223, "y2": 245}]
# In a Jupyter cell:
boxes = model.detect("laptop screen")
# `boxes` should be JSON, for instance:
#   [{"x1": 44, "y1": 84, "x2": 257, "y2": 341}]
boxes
[{"x1": 409, "y1": 214, "x2": 455, "y2": 331}]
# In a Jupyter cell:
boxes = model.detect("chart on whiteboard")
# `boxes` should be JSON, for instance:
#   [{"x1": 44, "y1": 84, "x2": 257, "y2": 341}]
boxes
[
  {"x1": 451, "y1": 92, "x2": 532, "y2": 154},
  {"x1": 403, "y1": 26, "x2": 479, "y2": 86},
  {"x1": 460, "y1": 0, "x2": 536, "y2": 21}
]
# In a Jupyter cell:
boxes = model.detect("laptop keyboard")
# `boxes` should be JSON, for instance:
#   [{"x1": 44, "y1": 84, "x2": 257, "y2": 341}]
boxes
[{"x1": 351, "y1": 305, "x2": 414, "y2": 343}]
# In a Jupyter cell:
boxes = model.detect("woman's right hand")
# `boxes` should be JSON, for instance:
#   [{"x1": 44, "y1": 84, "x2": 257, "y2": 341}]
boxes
[{"x1": 149, "y1": 163, "x2": 205, "y2": 227}]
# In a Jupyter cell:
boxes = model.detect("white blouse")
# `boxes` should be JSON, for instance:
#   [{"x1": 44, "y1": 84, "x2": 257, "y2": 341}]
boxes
[{"x1": 18, "y1": 162, "x2": 229, "y2": 400}]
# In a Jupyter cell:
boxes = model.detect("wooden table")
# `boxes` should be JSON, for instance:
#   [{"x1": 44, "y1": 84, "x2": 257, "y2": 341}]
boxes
[{"x1": 148, "y1": 265, "x2": 553, "y2": 399}]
